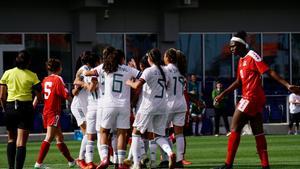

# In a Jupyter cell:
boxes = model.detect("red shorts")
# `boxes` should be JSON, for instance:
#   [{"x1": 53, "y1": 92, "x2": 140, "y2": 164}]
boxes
[
  {"x1": 43, "y1": 114, "x2": 61, "y2": 128},
  {"x1": 236, "y1": 97, "x2": 265, "y2": 116}
]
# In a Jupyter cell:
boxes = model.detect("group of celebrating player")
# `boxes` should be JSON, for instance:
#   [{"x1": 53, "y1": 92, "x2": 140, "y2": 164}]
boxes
[{"x1": 64, "y1": 47, "x2": 190, "y2": 169}]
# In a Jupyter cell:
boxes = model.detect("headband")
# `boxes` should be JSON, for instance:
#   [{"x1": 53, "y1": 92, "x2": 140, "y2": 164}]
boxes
[{"x1": 230, "y1": 37, "x2": 249, "y2": 49}]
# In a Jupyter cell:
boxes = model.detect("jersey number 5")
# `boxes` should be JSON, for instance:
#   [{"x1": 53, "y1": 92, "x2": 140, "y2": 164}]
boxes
[{"x1": 44, "y1": 82, "x2": 53, "y2": 100}]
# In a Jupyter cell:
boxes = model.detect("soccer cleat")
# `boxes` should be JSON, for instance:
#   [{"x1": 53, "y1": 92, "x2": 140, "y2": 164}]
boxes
[
  {"x1": 226, "y1": 132, "x2": 231, "y2": 137},
  {"x1": 175, "y1": 161, "x2": 184, "y2": 168},
  {"x1": 76, "y1": 159, "x2": 87, "y2": 168},
  {"x1": 68, "y1": 160, "x2": 76, "y2": 168},
  {"x1": 262, "y1": 166, "x2": 270, "y2": 169},
  {"x1": 168, "y1": 153, "x2": 176, "y2": 169},
  {"x1": 34, "y1": 162, "x2": 50, "y2": 169},
  {"x1": 117, "y1": 164, "x2": 130, "y2": 169},
  {"x1": 96, "y1": 157, "x2": 110, "y2": 169},
  {"x1": 140, "y1": 154, "x2": 149, "y2": 168},
  {"x1": 182, "y1": 159, "x2": 192, "y2": 165},
  {"x1": 84, "y1": 162, "x2": 97, "y2": 169},
  {"x1": 130, "y1": 164, "x2": 141, "y2": 169},
  {"x1": 123, "y1": 159, "x2": 133, "y2": 166},
  {"x1": 157, "y1": 160, "x2": 169, "y2": 168},
  {"x1": 213, "y1": 163, "x2": 233, "y2": 169},
  {"x1": 150, "y1": 160, "x2": 157, "y2": 169}
]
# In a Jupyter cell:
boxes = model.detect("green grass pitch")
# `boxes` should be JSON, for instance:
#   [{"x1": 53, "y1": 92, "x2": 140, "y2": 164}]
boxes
[{"x1": 0, "y1": 135, "x2": 299, "y2": 169}]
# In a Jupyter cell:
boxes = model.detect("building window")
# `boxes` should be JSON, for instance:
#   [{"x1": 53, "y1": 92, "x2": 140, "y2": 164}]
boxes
[
  {"x1": 292, "y1": 33, "x2": 300, "y2": 85},
  {"x1": 50, "y1": 34, "x2": 72, "y2": 83},
  {"x1": 125, "y1": 34, "x2": 158, "y2": 63},
  {"x1": 263, "y1": 33, "x2": 290, "y2": 95},
  {"x1": 177, "y1": 34, "x2": 203, "y2": 76},
  {"x1": 95, "y1": 33, "x2": 158, "y2": 65},
  {"x1": 0, "y1": 34, "x2": 22, "y2": 44},
  {"x1": 25, "y1": 34, "x2": 48, "y2": 80}
]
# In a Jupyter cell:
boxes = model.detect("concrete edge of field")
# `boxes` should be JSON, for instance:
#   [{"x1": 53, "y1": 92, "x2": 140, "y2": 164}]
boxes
[{"x1": 0, "y1": 123, "x2": 289, "y2": 143}]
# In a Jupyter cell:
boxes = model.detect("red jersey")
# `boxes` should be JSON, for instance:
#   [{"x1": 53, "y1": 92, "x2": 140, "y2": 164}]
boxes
[
  {"x1": 237, "y1": 50, "x2": 269, "y2": 100},
  {"x1": 42, "y1": 74, "x2": 69, "y2": 116}
]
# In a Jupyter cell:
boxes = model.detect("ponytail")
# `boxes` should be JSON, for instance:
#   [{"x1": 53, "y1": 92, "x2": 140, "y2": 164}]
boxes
[{"x1": 148, "y1": 48, "x2": 167, "y2": 88}]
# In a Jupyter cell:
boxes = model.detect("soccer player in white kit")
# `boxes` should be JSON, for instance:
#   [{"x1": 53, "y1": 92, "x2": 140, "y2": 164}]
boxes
[
  {"x1": 163, "y1": 48, "x2": 188, "y2": 168},
  {"x1": 87, "y1": 48, "x2": 141, "y2": 169},
  {"x1": 74, "y1": 52, "x2": 100, "y2": 169},
  {"x1": 71, "y1": 51, "x2": 92, "y2": 168},
  {"x1": 126, "y1": 48, "x2": 176, "y2": 169}
]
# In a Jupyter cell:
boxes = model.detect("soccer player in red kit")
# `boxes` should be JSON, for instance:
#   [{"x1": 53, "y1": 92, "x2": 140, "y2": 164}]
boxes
[
  {"x1": 34, "y1": 59, "x2": 75, "y2": 169},
  {"x1": 214, "y1": 31, "x2": 300, "y2": 169}
]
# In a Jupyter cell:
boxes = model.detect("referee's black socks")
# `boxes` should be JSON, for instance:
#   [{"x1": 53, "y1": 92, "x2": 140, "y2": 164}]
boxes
[
  {"x1": 16, "y1": 146, "x2": 26, "y2": 169},
  {"x1": 7, "y1": 142, "x2": 16, "y2": 169}
]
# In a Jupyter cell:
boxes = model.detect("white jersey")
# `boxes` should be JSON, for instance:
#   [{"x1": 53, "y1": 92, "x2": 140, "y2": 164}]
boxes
[
  {"x1": 289, "y1": 93, "x2": 300, "y2": 114},
  {"x1": 85, "y1": 75, "x2": 99, "y2": 105},
  {"x1": 137, "y1": 65, "x2": 169, "y2": 115},
  {"x1": 71, "y1": 65, "x2": 89, "y2": 108},
  {"x1": 165, "y1": 64, "x2": 187, "y2": 113},
  {"x1": 92, "y1": 64, "x2": 105, "y2": 106},
  {"x1": 94, "y1": 64, "x2": 140, "y2": 109}
]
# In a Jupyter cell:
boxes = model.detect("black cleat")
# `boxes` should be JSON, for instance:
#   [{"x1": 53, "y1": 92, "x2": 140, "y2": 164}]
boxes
[
  {"x1": 157, "y1": 160, "x2": 169, "y2": 168},
  {"x1": 175, "y1": 161, "x2": 184, "y2": 168},
  {"x1": 214, "y1": 163, "x2": 233, "y2": 169}
]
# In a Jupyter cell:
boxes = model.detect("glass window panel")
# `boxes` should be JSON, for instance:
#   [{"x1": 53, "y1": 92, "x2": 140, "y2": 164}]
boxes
[
  {"x1": 95, "y1": 33, "x2": 124, "y2": 56},
  {"x1": 176, "y1": 34, "x2": 202, "y2": 76},
  {"x1": 204, "y1": 34, "x2": 233, "y2": 107},
  {"x1": 50, "y1": 34, "x2": 72, "y2": 83},
  {"x1": 205, "y1": 34, "x2": 232, "y2": 79},
  {"x1": 125, "y1": 34, "x2": 158, "y2": 63},
  {"x1": 0, "y1": 34, "x2": 22, "y2": 44},
  {"x1": 25, "y1": 34, "x2": 48, "y2": 81},
  {"x1": 263, "y1": 33, "x2": 290, "y2": 94},
  {"x1": 292, "y1": 33, "x2": 300, "y2": 85}
]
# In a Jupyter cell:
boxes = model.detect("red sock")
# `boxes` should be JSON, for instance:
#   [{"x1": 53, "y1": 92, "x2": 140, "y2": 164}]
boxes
[
  {"x1": 255, "y1": 134, "x2": 269, "y2": 167},
  {"x1": 37, "y1": 141, "x2": 50, "y2": 164},
  {"x1": 225, "y1": 131, "x2": 241, "y2": 165},
  {"x1": 56, "y1": 142, "x2": 74, "y2": 162}
]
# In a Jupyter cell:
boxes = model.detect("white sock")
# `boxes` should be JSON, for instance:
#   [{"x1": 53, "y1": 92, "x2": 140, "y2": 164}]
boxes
[
  {"x1": 100, "y1": 144, "x2": 109, "y2": 160},
  {"x1": 198, "y1": 122, "x2": 202, "y2": 135},
  {"x1": 79, "y1": 135, "x2": 88, "y2": 160},
  {"x1": 117, "y1": 150, "x2": 126, "y2": 164},
  {"x1": 131, "y1": 134, "x2": 141, "y2": 166},
  {"x1": 140, "y1": 138, "x2": 146, "y2": 156},
  {"x1": 149, "y1": 140, "x2": 157, "y2": 161},
  {"x1": 85, "y1": 140, "x2": 94, "y2": 163},
  {"x1": 97, "y1": 133, "x2": 101, "y2": 160},
  {"x1": 192, "y1": 122, "x2": 196, "y2": 135},
  {"x1": 127, "y1": 145, "x2": 133, "y2": 160},
  {"x1": 111, "y1": 134, "x2": 118, "y2": 164},
  {"x1": 156, "y1": 137, "x2": 173, "y2": 156},
  {"x1": 175, "y1": 134, "x2": 185, "y2": 162},
  {"x1": 160, "y1": 146, "x2": 169, "y2": 161}
]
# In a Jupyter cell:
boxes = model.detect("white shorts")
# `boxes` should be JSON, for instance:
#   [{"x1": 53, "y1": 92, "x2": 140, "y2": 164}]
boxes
[
  {"x1": 167, "y1": 112, "x2": 186, "y2": 127},
  {"x1": 133, "y1": 113, "x2": 168, "y2": 136},
  {"x1": 86, "y1": 104, "x2": 97, "y2": 134},
  {"x1": 100, "y1": 107, "x2": 130, "y2": 130},
  {"x1": 96, "y1": 107, "x2": 102, "y2": 132},
  {"x1": 71, "y1": 106, "x2": 87, "y2": 127}
]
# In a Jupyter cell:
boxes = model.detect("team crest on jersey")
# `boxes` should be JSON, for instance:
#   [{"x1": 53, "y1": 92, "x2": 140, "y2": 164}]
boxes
[{"x1": 243, "y1": 60, "x2": 247, "y2": 66}]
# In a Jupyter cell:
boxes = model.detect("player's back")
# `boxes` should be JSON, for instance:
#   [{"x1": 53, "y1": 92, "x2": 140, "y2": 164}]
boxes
[
  {"x1": 102, "y1": 64, "x2": 139, "y2": 109},
  {"x1": 42, "y1": 74, "x2": 69, "y2": 116},
  {"x1": 138, "y1": 65, "x2": 168, "y2": 114},
  {"x1": 165, "y1": 63, "x2": 187, "y2": 113}
]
